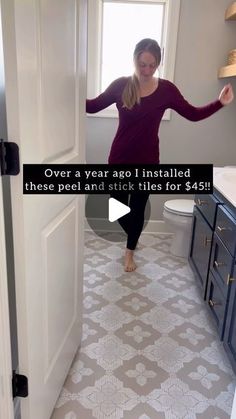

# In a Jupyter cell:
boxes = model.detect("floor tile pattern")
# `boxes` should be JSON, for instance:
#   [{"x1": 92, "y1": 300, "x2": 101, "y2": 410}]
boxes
[{"x1": 51, "y1": 232, "x2": 236, "y2": 419}]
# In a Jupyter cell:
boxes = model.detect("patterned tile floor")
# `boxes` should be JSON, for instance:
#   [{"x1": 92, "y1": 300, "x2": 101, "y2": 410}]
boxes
[{"x1": 51, "y1": 232, "x2": 236, "y2": 419}]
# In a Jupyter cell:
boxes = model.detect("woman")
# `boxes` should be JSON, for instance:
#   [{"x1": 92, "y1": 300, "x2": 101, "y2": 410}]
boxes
[{"x1": 86, "y1": 38, "x2": 234, "y2": 272}]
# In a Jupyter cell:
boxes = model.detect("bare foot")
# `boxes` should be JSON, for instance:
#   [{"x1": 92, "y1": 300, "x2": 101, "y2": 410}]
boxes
[{"x1": 124, "y1": 249, "x2": 137, "y2": 272}]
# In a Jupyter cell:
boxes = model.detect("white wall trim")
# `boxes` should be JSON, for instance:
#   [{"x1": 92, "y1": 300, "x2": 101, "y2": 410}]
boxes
[{"x1": 84, "y1": 217, "x2": 172, "y2": 234}]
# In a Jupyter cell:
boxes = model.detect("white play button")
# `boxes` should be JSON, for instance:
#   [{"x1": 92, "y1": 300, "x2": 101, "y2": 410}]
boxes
[{"x1": 108, "y1": 198, "x2": 131, "y2": 222}]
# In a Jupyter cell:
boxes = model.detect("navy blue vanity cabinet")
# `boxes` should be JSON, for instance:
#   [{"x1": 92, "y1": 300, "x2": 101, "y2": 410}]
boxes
[
  {"x1": 223, "y1": 267, "x2": 236, "y2": 374},
  {"x1": 206, "y1": 232, "x2": 234, "y2": 339},
  {"x1": 189, "y1": 194, "x2": 223, "y2": 298},
  {"x1": 212, "y1": 203, "x2": 236, "y2": 373},
  {"x1": 189, "y1": 187, "x2": 236, "y2": 371},
  {"x1": 200, "y1": 196, "x2": 236, "y2": 372}
]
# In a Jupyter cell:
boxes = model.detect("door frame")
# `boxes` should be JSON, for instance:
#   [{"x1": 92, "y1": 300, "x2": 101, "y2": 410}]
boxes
[{"x1": 0, "y1": 178, "x2": 14, "y2": 419}]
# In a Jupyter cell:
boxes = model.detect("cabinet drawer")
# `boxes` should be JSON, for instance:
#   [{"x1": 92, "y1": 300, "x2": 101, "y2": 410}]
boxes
[
  {"x1": 210, "y1": 234, "x2": 234, "y2": 297},
  {"x1": 195, "y1": 194, "x2": 220, "y2": 229},
  {"x1": 189, "y1": 207, "x2": 213, "y2": 294},
  {"x1": 215, "y1": 205, "x2": 236, "y2": 256},
  {"x1": 206, "y1": 270, "x2": 226, "y2": 339}
]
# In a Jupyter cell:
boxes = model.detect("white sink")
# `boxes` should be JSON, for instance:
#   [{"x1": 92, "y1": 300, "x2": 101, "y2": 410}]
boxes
[
  {"x1": 221, "y1": 172, "x2": 236, "y2": 183},
  {"x1": 213, "y1": 167, "x2": 236, "y2": 207},
  {"x1": 214, "y1": 169, "x2": 236, "y2": 183}
]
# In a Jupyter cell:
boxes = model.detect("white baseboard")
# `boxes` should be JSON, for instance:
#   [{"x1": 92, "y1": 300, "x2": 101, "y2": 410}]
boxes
[{"x1": 84, "y1": 218, "x2": 172, "y2": 234}]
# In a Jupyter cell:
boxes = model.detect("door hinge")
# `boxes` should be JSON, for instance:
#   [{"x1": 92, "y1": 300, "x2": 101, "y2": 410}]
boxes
[
  {"x1": 0, "y1": 139, "x2": 20, "y2": 176},
  {"x1": 12, "y1": 370, "x2": 28, "y2": 398}
]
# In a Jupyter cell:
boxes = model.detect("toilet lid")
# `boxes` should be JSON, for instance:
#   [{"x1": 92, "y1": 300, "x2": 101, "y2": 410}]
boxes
[{"x1": 164, "y1": 199, "x2": 194, "y2": 216}]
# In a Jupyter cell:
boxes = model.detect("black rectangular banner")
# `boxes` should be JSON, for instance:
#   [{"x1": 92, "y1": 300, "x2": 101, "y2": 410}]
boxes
[{"x1": 23, "y1": 164, "x2": 213, "y2": 194}]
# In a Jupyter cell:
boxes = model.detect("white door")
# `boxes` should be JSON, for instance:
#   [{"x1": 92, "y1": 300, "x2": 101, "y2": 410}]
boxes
[
  {"x1": 0, "y1": 178, "x2": 14, "y2": 419},
  {"x1": 1, "y1": 1, "x2": 87, "y2": 418}
]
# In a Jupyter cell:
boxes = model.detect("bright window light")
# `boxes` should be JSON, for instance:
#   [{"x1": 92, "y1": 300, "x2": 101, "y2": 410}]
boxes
[
  {"x1": 87, "y1": 0, "x2": 181, "y2": 118},
  {"x1": 101, "y1": 2, "x2": 164, "y2": 91}
]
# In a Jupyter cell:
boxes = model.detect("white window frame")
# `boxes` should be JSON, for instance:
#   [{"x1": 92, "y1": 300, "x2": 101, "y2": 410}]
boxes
[{"x1": 87, "y1": 0, "x2": 181, "y2": 120}]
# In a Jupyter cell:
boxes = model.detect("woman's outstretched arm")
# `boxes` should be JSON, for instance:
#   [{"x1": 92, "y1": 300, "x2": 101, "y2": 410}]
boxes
[
  {"x1": 168, "y1": 82, "x2": 234, "y2": 122},
  {"x1": 86, "y1": 77, "x2": 127, "y2": 113}
]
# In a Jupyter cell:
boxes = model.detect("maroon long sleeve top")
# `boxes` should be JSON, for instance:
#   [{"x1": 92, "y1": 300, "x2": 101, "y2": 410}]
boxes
[{"x1": 86, "y1": 77, "x2": 223, "y2": 164}]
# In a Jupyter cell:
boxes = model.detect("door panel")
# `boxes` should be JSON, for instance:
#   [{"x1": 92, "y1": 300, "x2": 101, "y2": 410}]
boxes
[
  {"x1": 43, "y1": 200, "x2": 78, "y2": 376},
  {"x1": 40, "y1": 0, "x2": 77, "y2": 159},
  {"x1": 1, "y1": 0, "x2": 87, "y2": 418}
]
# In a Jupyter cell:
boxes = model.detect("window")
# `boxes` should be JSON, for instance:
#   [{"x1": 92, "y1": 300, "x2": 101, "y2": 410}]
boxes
[{"x1": 87, "y1": 0, "x2": 181, "y2": 119}]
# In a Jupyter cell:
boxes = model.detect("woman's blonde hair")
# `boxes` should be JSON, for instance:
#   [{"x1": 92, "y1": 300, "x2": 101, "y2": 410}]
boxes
[{"x1": 122, "y1": 38, "x2": 161, "y2": 110}]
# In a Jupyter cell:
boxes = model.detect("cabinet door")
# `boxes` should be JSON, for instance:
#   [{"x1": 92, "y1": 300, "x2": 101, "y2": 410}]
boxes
[
  {"x1": 195, "y1": 194, "x2": 221, "y2": 229},
  {"x1": 223, "y1": 268, "x2": 236, "y2": 374},
  {"x1": 215, "y1": 205, "x2": 236, "y2": 256},
  {"x1": 206, "y1": 271, "x2": 226, "y2": 340},
  {"x1": 210, "y1": 234, "x2": 234, "y2": 298},
  {"x1": 189, "y1": 207, "x2": 213, "y2": 296}
]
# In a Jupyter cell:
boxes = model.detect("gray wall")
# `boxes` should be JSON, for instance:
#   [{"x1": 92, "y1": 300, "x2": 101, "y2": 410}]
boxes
[{"x1": 86, "y1": 0, "x2": 236, "y2": 221}]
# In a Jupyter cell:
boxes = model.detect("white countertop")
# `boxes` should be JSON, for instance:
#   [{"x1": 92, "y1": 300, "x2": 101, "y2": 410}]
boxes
[{"x1": 213, "y1": 167, "x2": 236, "y2": 208}]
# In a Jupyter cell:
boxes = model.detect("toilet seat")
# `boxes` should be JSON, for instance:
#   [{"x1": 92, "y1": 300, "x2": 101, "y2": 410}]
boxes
[{"x1": 164, "y1": 199, "x2": 194, "y2": 217}]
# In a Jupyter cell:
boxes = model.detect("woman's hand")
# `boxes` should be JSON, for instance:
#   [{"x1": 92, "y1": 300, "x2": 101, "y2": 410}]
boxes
[{"x1": 219, "y1": 83, "x2": 234, "y2": 105}]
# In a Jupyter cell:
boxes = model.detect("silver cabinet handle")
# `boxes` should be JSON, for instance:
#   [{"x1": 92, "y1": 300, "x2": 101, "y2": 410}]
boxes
[
  {"x1": 227, "y1": 274, "x2": 236, "y2": 286},
  {"x1": 217, "y1": 225, "x2": 232, "y2": 232},
  {"x1": 209, "y1": 299, "x2": 221, "y2": 307},
  {"x1": 214, "y1": 260, "x2": 226, "y2": 268},
  {"x1": 197, "y1": 199, "x2": 208, "y2": 206},
  {"x1": 203, "y1": 236, "x2": 211, "y2": 247}
]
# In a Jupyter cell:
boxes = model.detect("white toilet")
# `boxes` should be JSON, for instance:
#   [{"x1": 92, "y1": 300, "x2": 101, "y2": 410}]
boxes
[{"x1": 163, "y1": 199, "x2": 195, "y2": 258}]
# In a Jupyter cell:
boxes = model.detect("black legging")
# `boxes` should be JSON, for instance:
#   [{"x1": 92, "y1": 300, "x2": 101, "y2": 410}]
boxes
[{"x1": 110, "y1": 192, "x2": 150, "y2": 250}]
